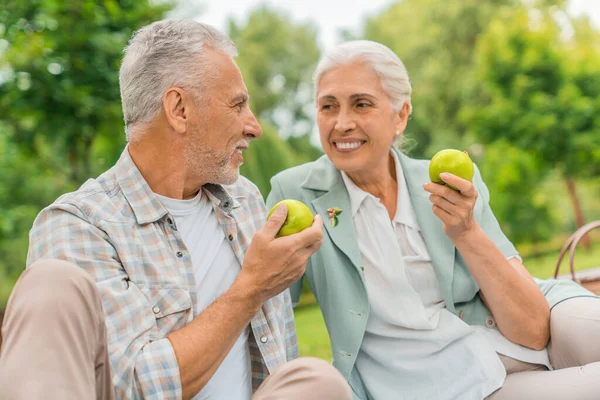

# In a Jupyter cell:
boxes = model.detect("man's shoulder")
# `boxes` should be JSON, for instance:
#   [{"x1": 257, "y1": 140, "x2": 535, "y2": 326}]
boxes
[{"x1": 44, "y1": 166, "x2": 126, "y2": 224}]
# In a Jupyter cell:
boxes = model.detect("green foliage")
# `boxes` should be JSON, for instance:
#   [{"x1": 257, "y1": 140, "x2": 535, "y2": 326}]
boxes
[
  {"x1": 462, "y1": 7, "x2": 600, "y2": 240},
  {"x1": 0, "y1": 125, "x2": 76, "y2": 279},
  {"x1": 228, "y1": 6, "x2": 320, "y2": 138},
  {"x1": 363, "y1": 0, "x2": 520, "y2": 158},
  {"x1": 240, "y1": 122, "x2": 303, "y2": 197},
  {"x1": 0, "y1": 0, "x2": 173, "y2": 294},
  {"x1": 464, "y1": 9, "x2": 600, "y2": 178},
  {"x1": 0, "y1": 0, "x2": 173, "y2": 183},
  {"x1": 478, "y1": 141, "x2": 554, "y2": 244},
  {"x1": 230, "y1": 6, "x2": 323, "y2": 196}
]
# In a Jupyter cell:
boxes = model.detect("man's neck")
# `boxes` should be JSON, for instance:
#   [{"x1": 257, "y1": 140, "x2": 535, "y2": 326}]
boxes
[{"x1": 127, "y1": 130, "x2": 202, "y2": 200}]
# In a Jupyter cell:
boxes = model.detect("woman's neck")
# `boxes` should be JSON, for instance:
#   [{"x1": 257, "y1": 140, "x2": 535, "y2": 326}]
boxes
[{"x1": 346, "y1": 153, "x2": 398, "y2": 219}]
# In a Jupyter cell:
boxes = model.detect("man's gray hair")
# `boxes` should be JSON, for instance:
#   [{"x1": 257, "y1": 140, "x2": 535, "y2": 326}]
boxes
[
  {"x1": 313, "y1": 40, "x2": 412, "y2": 113},
  {"x1": 119, "y1": 20, "x2": 238, "y2": 140}
]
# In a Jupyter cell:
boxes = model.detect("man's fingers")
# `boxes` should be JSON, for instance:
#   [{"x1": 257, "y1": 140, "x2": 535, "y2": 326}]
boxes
[
  {"x1": 280, "y1": 215, "x2": 323, "y2": 248},
  {"x1": 302, "y1": 215, "x2": 324, "y2": 245},
  {"x1": 262, "y1": 203, "x2": 288, "y2": 238}
]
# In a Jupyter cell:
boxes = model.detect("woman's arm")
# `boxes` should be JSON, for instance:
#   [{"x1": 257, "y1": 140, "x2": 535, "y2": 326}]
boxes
[{"x1": 424, "y1": 172, "x2": 550, "y2": 350}]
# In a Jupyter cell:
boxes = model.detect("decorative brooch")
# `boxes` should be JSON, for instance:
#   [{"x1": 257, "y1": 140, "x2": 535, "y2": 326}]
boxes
[{"x1": 327, "y1": 207, "x2": 342, "y2": 227}]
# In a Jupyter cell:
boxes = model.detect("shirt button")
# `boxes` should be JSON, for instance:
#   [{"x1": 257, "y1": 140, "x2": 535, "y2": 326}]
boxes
[
  {"x1": 228, "y1": 234, "x2": 234, "y2": 241},
  {"x1": 223, "y1": 201, "x2": 230, "y2": 208},
  {"x1": 485, "y1": 316, "x2": 496, "y2": 329},
  {"x1": 176, "y1": 251, "x2": 183, "y2": 258},
  {"x1": 166, "y1": 217, "x2": 173, "y2": 225},
  {"x1": 260, "y1": 336, "x2": 268, "y2": 343},
  {"x1": 152, "y1": 306, "x2": 160, "y2": 314}
]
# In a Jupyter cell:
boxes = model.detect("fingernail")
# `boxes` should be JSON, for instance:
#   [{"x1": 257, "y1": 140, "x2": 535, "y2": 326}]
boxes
[{"x1": 440, "y1": 173, "x2": 449, "y2": 180}]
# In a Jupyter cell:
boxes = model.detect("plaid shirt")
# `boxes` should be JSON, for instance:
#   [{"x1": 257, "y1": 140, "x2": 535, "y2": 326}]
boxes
[{"x1": 27, "y1": 147, "x2": 299, "y2": 399}]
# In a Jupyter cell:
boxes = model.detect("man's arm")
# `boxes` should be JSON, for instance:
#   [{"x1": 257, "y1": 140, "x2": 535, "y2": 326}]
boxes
[
  {"x1": 168, "y1": 203, "x2": 323, "y2": 399},
  {"x1": 29, "y1": 198, "x2": 322, "y2": 400}
]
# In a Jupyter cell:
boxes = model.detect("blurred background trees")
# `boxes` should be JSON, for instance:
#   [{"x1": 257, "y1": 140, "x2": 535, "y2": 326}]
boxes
[{"x1": 1, "y1": 0, "x2": 600, "y2": 306}]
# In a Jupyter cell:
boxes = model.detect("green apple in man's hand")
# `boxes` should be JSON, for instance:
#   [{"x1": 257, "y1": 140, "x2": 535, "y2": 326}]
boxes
[
  {"x1": 268, "y1": 199, "x2": 314, "y2": 237},
  {"x1": 429, "y1": 149, "x2": 474, "y2": 190}
]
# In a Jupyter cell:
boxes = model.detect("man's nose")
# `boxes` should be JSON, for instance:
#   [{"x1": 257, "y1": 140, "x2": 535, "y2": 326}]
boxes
[{"x1": 244, "y1": 110, "x2": 262, "y2": 139}]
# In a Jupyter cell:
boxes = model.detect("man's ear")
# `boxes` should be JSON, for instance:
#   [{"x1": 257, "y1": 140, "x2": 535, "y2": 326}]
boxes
[{"x1": 163, "y1": 87, "x2": 188, "y2": 134}]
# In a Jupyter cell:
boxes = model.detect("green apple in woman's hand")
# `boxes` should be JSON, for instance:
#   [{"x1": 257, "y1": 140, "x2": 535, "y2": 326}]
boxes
[
  {"x1": 268, "y1": 199, "x2": 314, "y2": 237},
  {"x1": 429, "y1": 149, "x2": 474, "y2": 190}
]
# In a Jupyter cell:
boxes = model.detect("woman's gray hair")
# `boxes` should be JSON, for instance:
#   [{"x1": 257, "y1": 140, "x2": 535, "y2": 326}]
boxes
[
  {"x1": 313, "y1": 40, "x2": 412, "y2": 114},
  {"x1": 119, "y1": 20, "x2": 238, "y2": 141}
]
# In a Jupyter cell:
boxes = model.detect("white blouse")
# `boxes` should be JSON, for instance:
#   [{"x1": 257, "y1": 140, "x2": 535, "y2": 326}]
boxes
[{"x1": 341, "y1": 151, "x2": 522, "y2": 399}]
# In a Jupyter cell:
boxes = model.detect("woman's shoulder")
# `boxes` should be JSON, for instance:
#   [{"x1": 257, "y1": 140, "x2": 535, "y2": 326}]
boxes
[{"x1": 271, "y1": 154, "x2": 335, "y2": 186}]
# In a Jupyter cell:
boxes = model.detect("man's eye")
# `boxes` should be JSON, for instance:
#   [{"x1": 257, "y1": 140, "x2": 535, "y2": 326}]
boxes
[
  {"x1": 356, "y1": 102, "x2": 371, "y2": 108},
  {"x1": 320, "y1": 104, "x2": 333, "y2": 111}
]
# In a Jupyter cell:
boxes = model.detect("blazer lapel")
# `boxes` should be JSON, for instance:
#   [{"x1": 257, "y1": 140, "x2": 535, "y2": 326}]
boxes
[
  {"x1": 312, "y1": 181, "x2": 363, "y2": 274},
  {"x1": 303, "y1": 156, "x2": 363, "y2": 275},
  {"x1": 399, "y1": 151, "x2": 457, "y2": 312}
]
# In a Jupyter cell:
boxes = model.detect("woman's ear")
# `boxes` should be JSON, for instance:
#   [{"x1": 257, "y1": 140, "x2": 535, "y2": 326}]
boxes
[{"x1": 395, "y1": 101, "x2": 412, "y2": 134}]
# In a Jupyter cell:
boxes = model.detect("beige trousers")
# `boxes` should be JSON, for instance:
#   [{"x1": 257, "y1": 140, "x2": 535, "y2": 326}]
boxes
[
  {"x1": 0, "y1": 260, "x2": 351, "y2": 400},
  {"x1": 488, "y1": 297, "x2": 600, "y2": 400}
]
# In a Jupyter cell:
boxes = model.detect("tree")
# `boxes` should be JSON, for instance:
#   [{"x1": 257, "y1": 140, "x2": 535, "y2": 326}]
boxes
[
  {"x1": 0, "y1": 0, "x2": 173, "y2": 184},
  {"x1": 0, "y1": 1, "x2": 174, "y2": 295},
  {"x1": 228, "y1": 6, "x2": 320, "y2": 139},
  {"x1": 463, "y1": 8, "x2": 600, "y2": 247},
  {"x1": 477, "y1": 141, "x2": 555, "y2": 245},
  {"x1": 228, "y1": 6, "x2": 323, "y2": 196},
  {"x1": 362, "y1": 0, "x2": 522, "y2": 158}
]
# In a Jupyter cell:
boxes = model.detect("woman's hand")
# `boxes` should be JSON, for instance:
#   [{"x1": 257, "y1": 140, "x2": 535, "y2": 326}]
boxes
[{"x1": 423, "y1": 173, "x2": 478, "y2": 241}]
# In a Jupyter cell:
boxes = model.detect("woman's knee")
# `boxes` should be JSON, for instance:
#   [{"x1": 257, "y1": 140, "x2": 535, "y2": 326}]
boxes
[{"x1": 548, "y1": 296, "x2": 600, "y2": 368}]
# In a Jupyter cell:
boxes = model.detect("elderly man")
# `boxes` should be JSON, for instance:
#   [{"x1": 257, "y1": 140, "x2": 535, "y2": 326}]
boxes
[{"x1": 0, "y1": 21, "x2": 350, "y2": 400}]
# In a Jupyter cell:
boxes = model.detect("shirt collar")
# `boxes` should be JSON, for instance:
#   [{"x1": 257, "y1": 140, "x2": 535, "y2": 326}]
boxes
[
  {"x1": 341, "y1": 169, "x2": 370, "y2": 218},
  {"x1": 341, "y1": 149, "x2": 420, "y2": 231},
  {"x1": 391, "y1": 150, "x2": 420, "y2": 230},
  {"x1": 114, "y1": 146, "x2": 238, "y2": 225}
]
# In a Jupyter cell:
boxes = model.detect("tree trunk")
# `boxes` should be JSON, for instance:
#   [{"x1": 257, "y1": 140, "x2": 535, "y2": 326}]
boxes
[{"x1": 565, "y1": 176, "x2": 591, "y2": 251}]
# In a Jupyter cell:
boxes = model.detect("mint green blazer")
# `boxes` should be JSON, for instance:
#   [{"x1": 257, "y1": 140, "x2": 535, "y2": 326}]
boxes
[{"x1": 266, "y1": 150, "x2": 595, "y2": 399}]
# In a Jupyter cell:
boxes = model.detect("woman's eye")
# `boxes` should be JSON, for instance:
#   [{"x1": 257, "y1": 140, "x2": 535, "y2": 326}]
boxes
[{"x1": 356, "y1": 102, "x2": 371, "y2": 108}]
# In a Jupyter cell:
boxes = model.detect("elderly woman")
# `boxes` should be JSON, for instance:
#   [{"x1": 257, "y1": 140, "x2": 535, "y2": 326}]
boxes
[{"x1": 266, "y1": 40, "x2": 600, "y2": 399}]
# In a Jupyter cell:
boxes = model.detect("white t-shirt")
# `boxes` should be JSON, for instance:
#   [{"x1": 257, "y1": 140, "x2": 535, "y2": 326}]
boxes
[
  {"x1": 342, "y1": 152, "x2": 507, "y2": 400},
  {"x1": 156, "y1": 190, "x2": 252, "y2": 400}
]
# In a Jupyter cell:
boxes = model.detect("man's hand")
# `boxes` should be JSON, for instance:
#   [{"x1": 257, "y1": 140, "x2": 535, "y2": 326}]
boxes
[{"x1": 240, "y1": 203, "x2": 324, "y2": 304}]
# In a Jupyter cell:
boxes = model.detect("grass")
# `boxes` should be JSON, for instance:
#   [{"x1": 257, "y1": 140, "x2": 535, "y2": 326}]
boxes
[
  {"x1": 294, "y1": 304, "x2": 332, "y2": 361},
  {"x1": 294, "y1": 241, "x2": 600, "y2": 360},
  {"x1": 521, "y1": 241, "x2": 600, "y2": 279}
]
